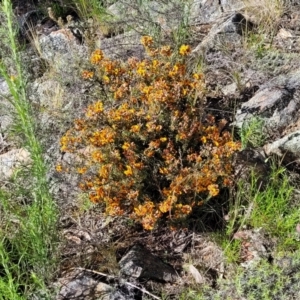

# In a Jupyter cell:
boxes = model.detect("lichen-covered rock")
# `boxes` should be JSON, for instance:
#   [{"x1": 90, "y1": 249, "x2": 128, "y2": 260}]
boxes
[
  {"x1": 0, "y1": 78, "x2": 13, "y2": 134},
  {"x1": 192, "y1": 13, "x2": 251, "y2": 54},
  {"x1": 0, "y1": 77, "x2": 9, "y2": 96},
  {"x1": 56, "y1": 270, "x2": 113, "y2": 300},
  {"x1": 38, "y1": 29, "x2": 88, "y2": 84},
  {"x1": 99, "y1": 31, "x2": 145, "y2": 61},
  {"x1": 0, "y1": 148, "x2": 32, "y2": 180},
  {"x1": 107, "y1": 0, "x2": 188, "y2": 35},
  {"x1": 190, "y1": 0, "x2": 243, "y2": 25},
  {"x1": 233, "y1": 228, "x2": 272, "y2": 268},
  {"x1": 235, "y1": 68, "x2": 300, "y2": 129},
  {"x1": 264, "y1": 130, "x2": 300, "y2": 165}
]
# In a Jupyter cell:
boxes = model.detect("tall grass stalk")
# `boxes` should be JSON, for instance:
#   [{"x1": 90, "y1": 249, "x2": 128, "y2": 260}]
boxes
[{"x1": 0, "y1": 0, "x2": 58, "y2": 297}]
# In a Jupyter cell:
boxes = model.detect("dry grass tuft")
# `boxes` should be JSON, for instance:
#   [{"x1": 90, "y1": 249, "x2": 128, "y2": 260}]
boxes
[{"x1": 242, "y1": 0, "x2": 289, "y2": 33}]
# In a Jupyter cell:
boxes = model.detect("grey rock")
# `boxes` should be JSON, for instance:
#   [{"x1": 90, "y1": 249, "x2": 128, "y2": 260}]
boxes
[
  {"x1": 235, "y1": 68, "x2": 300, "y2": 135},
  {"x1": 264, "y1": 130, "x2": 300, "y2": 165},
  {"x1": 0, "y1": 78, "x2": 13, "y2": 134},
  {"x1": 222, "y1": 82, "x2": 238, "y2": 96},
  {"x1": 99, "y1": 31, "x2": 145, "y2": 61},
  {"x1": 233, "y1": 67, "x2": 300, "y2": 166},
  {"x1": 39, "y1": 28, "x2": 88, "y2": 83},
  {"x1": 108, "y1": 281, "x2": 138, "y2": 300},
  {"x1": 119, "y1": 244, "x2": 178, "y2": 283},
  {"x1": 107, "y1": 0, "x2": 188, "y2": 35},
  {"x1": 39, "y1": 29, "x2": 78, "y2": 60},
  {"x1": 0, "y1": 148, "x2": 32, "y2": 180},
  {"x1": 190, "y1": 0, "x2": 245, "y2": 25},
  {"x1": 220, "y1": 0, "x2": 245, "y2": 11},
  {"x1": 56, "y1": 270, "x2": 113, "y2": 300},
  {"x1": 235, "y1": 87, "x2": 297, "y2": 130},
  {"x1": 31, "y1": 78, "x2": 64, "y2": 108},
  {"x1": 233, "y1": 228, "x2": 271, "y2": 268},
  {"x1": 192, "y1": 13, "x2": 251, "y2": 54},
  {"x1": 190, "y1": 0, "x2": 223, "y2": 25},
  {"x1": 0, "y1": 77, "x2": 10, "y2": 97}
]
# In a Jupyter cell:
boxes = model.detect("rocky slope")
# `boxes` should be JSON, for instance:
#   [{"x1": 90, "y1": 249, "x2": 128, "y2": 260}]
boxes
[{"x1": 1, "y1": 0, "x2": 300, "y2": 299}]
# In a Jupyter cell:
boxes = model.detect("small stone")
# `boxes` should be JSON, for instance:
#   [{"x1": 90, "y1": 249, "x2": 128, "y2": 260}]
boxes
[
  {"x1": 0, "y1": 148, "x2": 32, "y2": 180},
  {"x1": 119, "y1": 244, "x2": 178, "y2": 282}
]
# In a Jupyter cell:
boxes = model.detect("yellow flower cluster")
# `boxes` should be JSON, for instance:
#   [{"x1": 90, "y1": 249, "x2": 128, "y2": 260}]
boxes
[
  {"x1": 59, "y1": 37, "x2": 241, "y2": 230},
  {"x1": 90, "y1": 49, "x2": 104, "y2": 64},
  {"x1": 89, "y1": 128, "x2": 115, "y2": 147},
  {"x1": 86, "y1": 101, "x2": 104, "y2": 118},
  {"x1": 82, "y1": 70, "x2": 94, "y2": 79},
  {"x1": 179, "y1": 45, "x2": 191, "y2": 56},
  {"x1": 141, "y1": 36, "x2": 153, "y2": 47}
]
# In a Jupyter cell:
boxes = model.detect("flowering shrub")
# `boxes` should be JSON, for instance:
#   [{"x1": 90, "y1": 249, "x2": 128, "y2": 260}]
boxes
[{"x1": 59, "y1": 37, "x2": 241, "y2": 230}]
